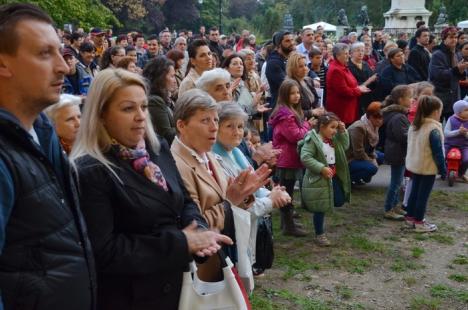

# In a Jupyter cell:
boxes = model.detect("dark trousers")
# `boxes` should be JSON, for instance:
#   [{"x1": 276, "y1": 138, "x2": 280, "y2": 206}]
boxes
[{"x1": 406, "y1": 173, "x2": 436, "y2": 221}]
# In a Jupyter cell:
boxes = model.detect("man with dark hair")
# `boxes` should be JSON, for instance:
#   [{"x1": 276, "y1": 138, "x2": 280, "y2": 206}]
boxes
[
  {"x1": 208, "y1": 26, "x2": 223, "y2": 61},
  {"x1": 265, "y1": 31, "x2": 295, "y2": 110},
  {"x1": 429, "y1": 26, "x2": 468, "y2": 120},
  {"x1": 146, "y1": 34, "x2": 160, "y2": 60},
  {"x1": 408, "y1": 27, "x2": 431, "y2": 80},
  {"x1": 159, "y1": 30, "x2": 173, "y2": 54},
  {"x1": 296, "y1": 28, "x2": 314, "y2": 64},
  {"x1": 68, "y1": 31, "x2": 83, "y2": 58},
  {"x1": 373, "y1": 31, "x2": 385, "y2": 59},
  {"x1": 409, "y1": 20, "x2": 426, "y2": 49},
  {"x1": 0, "y1": 3, "x2": 96, "y2": 310}
]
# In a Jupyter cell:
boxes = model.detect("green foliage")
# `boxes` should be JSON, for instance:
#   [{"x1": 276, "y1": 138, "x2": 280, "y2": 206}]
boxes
[{"x1": 1, "y1": 0, "x2": 120, "y2": 29}]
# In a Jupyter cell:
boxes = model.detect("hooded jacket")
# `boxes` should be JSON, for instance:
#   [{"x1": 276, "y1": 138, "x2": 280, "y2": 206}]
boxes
[
  {"x1": 382, "y1": 104, "x2": 410, "y2": 165},
  {"x1": 265, "y1": 50, "x2": 287, "y2": 109},
  {"x1": 269, "y1": 106, "x2": 311, "y2": 169}
]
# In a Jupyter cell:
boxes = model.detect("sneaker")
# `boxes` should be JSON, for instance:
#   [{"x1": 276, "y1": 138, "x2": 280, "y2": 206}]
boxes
[
  {"x1": 404, "y1": 215, "x2": 415, "y2": 227},
  {"x1": 315, "y1": 234, "x2": 331, "y2": 247},
  {"x1": 384, "y1": 210, "x2": 404, "y2": 220},
  {"x1": 352, "y1": 179, "x2": 366, "y2": 186},
  {"x1": 414, "y1": 220, "x2": 437, "y2": 233},
  {"x1": 393, "y1": 206, "x2": 407, "y2": 216},
  {"x1": 253, "y1": 268, "x2": 265, "y2": 277}
]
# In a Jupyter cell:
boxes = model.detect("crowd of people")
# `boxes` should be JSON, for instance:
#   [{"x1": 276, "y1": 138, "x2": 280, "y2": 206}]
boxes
[{"x1": 0, "y1": 3, "x2": 467, "y2": 310}]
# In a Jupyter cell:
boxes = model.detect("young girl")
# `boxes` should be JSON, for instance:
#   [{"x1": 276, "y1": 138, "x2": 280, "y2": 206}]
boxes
[
  {"x1": 403, "y1": 82, "x2": 435, "y2": 209},
  {"x1": 269, "y1": 79, "x2": 313, "y2": 237},
  {"x1": 299, "y1": 113, "x2": 350, "y2": 246},
  {"x1": 405, "y1": 95, "x2": 446, "y2": 232},
  {"x1": 444, "y1": 100, "x2": 468, "y2": 182},
  {"x1": 381, "y1": 85, "x2": 413, "y2": 220}
]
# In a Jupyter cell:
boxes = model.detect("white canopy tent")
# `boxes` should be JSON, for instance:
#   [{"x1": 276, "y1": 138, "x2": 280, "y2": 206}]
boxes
[
  {"x1": 303, "y1": 21, "x2": 337, "y2": 32},
  {"x1": 458, "y1": 20, "x2": 468, "y2": 29}
]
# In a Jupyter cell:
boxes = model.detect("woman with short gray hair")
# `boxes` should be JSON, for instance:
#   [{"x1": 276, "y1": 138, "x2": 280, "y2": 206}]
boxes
[
  {"x1": 348, "y1": 42, "x2": 377, "y2": 115},
  {"x1": 327, "y1": 43, "x2": 371, "y2": 125},
  {"x1": 45, "y1": 94, "x2": 82, "y2": 154},
  {"x1": 195, "y1": 68, "x2": 232, "y2": 102},
  {"x1": 171, "y1": 89, "x2": 272, "y2": 281},
  {"x1": 213, "y1": 102, "x2": 290, "y2": 286}
]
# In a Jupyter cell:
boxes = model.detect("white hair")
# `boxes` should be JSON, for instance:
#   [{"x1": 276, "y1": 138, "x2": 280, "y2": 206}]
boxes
[
  {"x1": 195, "y1": 68, "x2": 231, "y2": 92},
  {"x1": 44, "y1": 94, "x2": 82, "y2": 124},
  {"x1": 350, "y1": 42, "x2": 365, "y2": 52},
  {"x1": 239, "y1": 48, "x2": 255, "y2": 58}
]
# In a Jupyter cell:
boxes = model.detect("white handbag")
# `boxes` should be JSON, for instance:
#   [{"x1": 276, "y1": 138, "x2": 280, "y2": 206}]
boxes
[
  {"x1": 178, "y1": 252, "x2": 249, "y2": 310},
  {"x1": 231, "y1": 206, "x2": 254, "y2": 294}
]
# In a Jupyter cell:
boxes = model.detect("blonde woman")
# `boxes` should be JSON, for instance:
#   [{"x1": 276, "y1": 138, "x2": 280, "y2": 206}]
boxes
[
  {"x1": 70, "y1": 69, "x2": 231, "y2": 310},
  {"x1": 286, "y1": 52, "x2": 325, "y2": 121}
]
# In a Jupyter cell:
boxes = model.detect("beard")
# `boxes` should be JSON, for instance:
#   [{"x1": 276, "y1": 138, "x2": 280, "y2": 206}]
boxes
[{"x1": 280, "y1": 44, "x2": 294, "y2": 56}]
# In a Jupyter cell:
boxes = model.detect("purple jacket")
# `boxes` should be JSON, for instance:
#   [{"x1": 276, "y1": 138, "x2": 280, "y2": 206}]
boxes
[
  {"x1": 445, "y1": 115, "x2": 468, "y2": 149},
  {"x1": 269, "y1": 106, "x2": 311, "y2": 169}
]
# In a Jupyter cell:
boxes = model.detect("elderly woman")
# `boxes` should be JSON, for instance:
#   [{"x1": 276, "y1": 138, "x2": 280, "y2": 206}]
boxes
[
  {"x1": 143, "y1": 56, "x2": 178, "y2": 145},
  {"x1": 212, "y1": 102, "x2": 290, "y2": 289},
  {"x1": 70, "y1": 69, "x2": 231, "y2": 310},
  {"x1": 287, "y1": 52, "x2": 324, "y2": 120},
  {"x1": 348, "y1": 42, "x2": 377, "y2": 115},
  {"x1": 326, "y1": 43, "x2": 370, "y2": 126},
  {"x1": 378, "y1": 48, "x2": 421, "y2": 99},
  {"x1": 178, "y1": 39, "x2": 213, "y2": 96},
  {"x1": 347, "y1": 102, "x2": 384, "y2": 185},
  {"x1": 45, "y1": 94, "x2": 81, "y2": 154},
  {"x1": 171, "y1": 89, "x2": 271, "y2": 281},
  {"x1": 196, "y1": 68, "x2": 232, "y2": 102}
]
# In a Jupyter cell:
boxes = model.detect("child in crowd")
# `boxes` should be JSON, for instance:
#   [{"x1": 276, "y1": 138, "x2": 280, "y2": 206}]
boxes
[
  {"x1": 403, "y1": 81, "x2": 435, "y2": 209},
  {"x1": 250, "y1": 129, "x2": 262, "y2": 149},
  {"x1": 405, "y1": 95, "x2": 446, "y2": 232},
  {"x1": 269, "y1": 79, "x2": 314, "y2": 237},
  {"x1": 381, "y1": 85, "x2": 413, "y2": 220},
  {"x1": 299, "y1": 113, "x2": 350, "y2": 246},
  {"x1": 444, "y1": 100, "x2": 468, "y2": 182}
]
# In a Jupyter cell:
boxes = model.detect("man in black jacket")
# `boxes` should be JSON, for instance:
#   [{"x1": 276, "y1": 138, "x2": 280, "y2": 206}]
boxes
[
  {"x1": 265, "y1": 31, "x2": 295, "y2": 110},
  {"x1": 208, "y1": 26, "x2": 223, "y2": 61},
  {"x1": 0, "y1": 3, "x2": 96, "y2": 309},
  {"x1": 408, "y1": 27, "x2": 431, "y2": 81}
]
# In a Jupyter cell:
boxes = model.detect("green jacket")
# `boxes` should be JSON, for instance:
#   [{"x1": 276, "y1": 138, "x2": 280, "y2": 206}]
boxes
[{"x1": 298, "y1": 129, "x2": 351, "y2": 213}]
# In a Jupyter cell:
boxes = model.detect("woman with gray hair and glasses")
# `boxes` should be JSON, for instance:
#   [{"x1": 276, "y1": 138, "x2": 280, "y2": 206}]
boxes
[
  {"x1": 171, "y1": 89, "x2": 271, "y2": 282},
  {"x1": 212, "y1": 102, "x2": 290, "y2": 285},
  {"x1": 326, "y1": 43, "x2": 370, "y2": 126}
]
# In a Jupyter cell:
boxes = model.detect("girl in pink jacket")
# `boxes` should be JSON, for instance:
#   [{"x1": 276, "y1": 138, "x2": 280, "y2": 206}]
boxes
[{"x1": 269, "y1": 79, "x2": 314, "y2": 237}]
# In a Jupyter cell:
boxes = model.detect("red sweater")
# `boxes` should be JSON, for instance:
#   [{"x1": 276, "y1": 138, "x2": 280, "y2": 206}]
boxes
[{"x1": 326, "y1": 59, "x2": 362, "y2": 125}]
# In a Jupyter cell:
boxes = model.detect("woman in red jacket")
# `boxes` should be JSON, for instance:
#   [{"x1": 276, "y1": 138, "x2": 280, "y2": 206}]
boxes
[{"x1": 326, "y1": 43, "x2": 370, "y2": 126}]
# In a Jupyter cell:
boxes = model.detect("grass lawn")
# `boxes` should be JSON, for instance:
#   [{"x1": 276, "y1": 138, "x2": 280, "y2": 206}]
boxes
[{"x1": 250, "y1": 187, "x2": 468, "y2": 310}]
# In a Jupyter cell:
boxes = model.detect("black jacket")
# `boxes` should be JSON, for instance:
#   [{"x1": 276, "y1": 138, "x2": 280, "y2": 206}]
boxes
[
  {"x1": 265, "y1": 50, "x2": 287, "y2": 109},
  {"x1": 348, "y1": 60, "x2": 376, "y2": 114},
  {"x1": 382, "y1": 104, "x2": 410, "y2": 165},
  {"x1": 148, "y1": 95, "x2": 176, "y2": 145},
  {"x1": 209, "y1": 40, "x2": 224, "y2": 61},
  {"x1": 76, "y1": 139, "x2": 207, "y2": 310},
  {"x1": 0, "y1": 111, "x2": 96, "y2": 310},
  {"x1": 408, "y1": 44, "x2": 431, "y2": 81},
  {"x1": 378, "y1": 64, "x2": 421, "y2": 99}
]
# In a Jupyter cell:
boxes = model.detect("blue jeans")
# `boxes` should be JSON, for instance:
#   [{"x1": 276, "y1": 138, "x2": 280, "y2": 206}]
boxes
[
  {"x1": 384, "y1": 165, "x2": 405, "y2": 212},
  {"x1": 349, "y1": 160, "x2": 378, "y2": 183},
  {"x1": 406, "y1": 174, "x2": 436, "y2": 221},
  {"x1": 313, "y1": 177, "x2": 344, "y2": 235},
  {"x1": 313, "y1": 212, "x2": 325, "y2": 235}
]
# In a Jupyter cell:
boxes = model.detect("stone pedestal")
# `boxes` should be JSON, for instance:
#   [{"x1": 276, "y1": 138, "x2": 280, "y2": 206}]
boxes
[
  {"x1": 384, "y1": 0, "x2": 431, "y2": 33},
  {"x1": 434, "y1": 23, "x2": 448, "y2": 34},
  {"x1": 336, "y1": 26, "x2": 349, "y2": 41}
]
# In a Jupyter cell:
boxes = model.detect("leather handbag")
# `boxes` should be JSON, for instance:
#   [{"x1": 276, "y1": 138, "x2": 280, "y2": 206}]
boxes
[{"x1": 178, "y1": 251, "x2": 250, "y2": 310}]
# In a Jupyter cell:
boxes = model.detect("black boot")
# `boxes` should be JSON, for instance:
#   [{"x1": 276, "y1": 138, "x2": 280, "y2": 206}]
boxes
[{"x1": 281, "y1": 205, "x2": 307, "y2": 237}]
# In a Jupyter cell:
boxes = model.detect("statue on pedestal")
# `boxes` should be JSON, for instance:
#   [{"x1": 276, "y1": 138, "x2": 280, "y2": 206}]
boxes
[
  {"x1": 338, "y1": 9, "x2": 349, "y2": 26},
  {"x1": 435, "y1": 5, "x2": 448, "y2": 25},
  {"x1": 358, "y1": 5, "x2": 370, "y2": 27}
]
